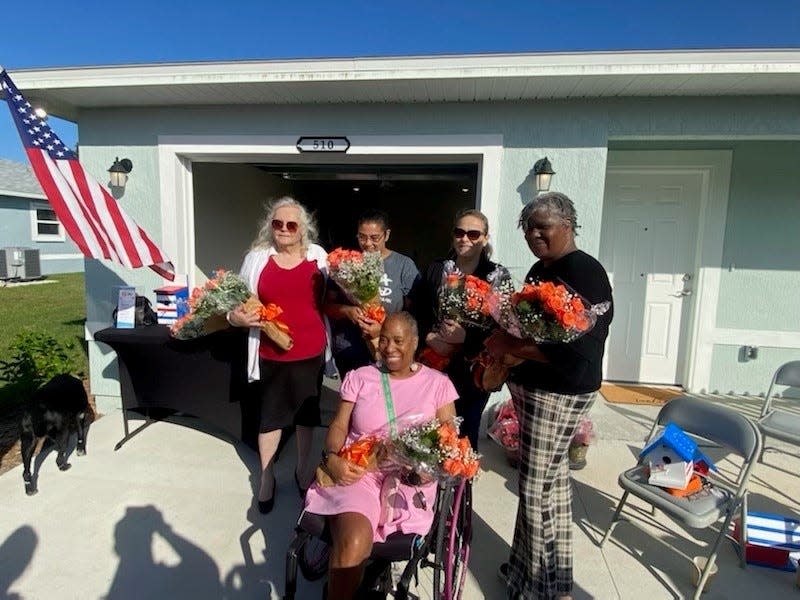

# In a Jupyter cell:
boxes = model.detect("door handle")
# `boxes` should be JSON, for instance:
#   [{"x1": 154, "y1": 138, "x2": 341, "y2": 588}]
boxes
[{"x1": 672, "y1": 290, "x2": 692, "y2": 297}]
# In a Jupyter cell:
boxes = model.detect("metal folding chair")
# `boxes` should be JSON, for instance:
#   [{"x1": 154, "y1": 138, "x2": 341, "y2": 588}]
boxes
[
  {"x1": 757, "y1": 360, "x2": 800, "y2": 462},
  {"x1": 599, "y1": 395, "x2": 762, "y2": 600}
]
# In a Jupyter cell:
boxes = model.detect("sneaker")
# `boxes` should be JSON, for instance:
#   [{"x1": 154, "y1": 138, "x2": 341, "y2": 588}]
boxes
[{"x1": 498, "y1": 562, "x2": 510, "y2": 585}]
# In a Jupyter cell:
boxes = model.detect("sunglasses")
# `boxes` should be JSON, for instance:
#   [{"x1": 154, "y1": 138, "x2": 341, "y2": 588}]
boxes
[
  {"x1": 452, "y1": 227, "x2": 483, "y2": 241},
  {"x1": 271, "y1": 219, "x2": 299, "y2": 233}
]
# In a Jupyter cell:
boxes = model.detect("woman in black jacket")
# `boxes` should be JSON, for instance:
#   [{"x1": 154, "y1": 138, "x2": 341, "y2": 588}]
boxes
[{"x1": 415, "y1": 208, "x2": 509, "y2": 449}]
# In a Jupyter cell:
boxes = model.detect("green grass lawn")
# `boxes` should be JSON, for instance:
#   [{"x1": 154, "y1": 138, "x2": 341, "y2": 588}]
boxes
[{"x1": 0, "y1": 272, "x2": 87, "y2": 403}]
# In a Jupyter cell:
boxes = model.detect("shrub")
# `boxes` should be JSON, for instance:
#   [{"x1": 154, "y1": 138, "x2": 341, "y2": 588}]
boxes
[{"x1": 0, "y1": 331, "x2": 80, "y2": 397}]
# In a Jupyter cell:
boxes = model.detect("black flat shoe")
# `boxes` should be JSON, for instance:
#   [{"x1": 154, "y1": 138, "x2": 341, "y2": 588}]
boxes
[
  {"x1": 258, "y1": 474, "x2": 276, "y2": 514},
  {"x1": 294, "y1": 470, "x2": 308, "y2": 498}
]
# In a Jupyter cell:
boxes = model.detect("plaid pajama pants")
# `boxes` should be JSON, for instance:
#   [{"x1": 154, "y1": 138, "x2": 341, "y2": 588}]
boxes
[{"x1": 506, "y1": 383, "x2": 596, "y2": 599}]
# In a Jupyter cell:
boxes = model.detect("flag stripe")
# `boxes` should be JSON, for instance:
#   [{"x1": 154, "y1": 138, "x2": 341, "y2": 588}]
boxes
[
  {"x1": 26, "y1": 149, "x2": 95, "y2": 256},
  {"x1": 61, "y1": 159, "x2": 115, "y2": 261}
]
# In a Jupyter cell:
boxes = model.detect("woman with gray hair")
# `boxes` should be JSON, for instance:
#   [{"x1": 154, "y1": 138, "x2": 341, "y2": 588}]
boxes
[
  {"x1": 484, "y1": 192, "x2": 613, "y2": 599},
  {"x1": 228, "y1": 196, "x2": 331, "y2": 514}
]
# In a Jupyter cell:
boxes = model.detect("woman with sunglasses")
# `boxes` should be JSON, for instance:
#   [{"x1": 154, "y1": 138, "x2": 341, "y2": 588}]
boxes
[
  {"x1": 227, "y1": 196, "x2": 333, "y2": 513},
  {"x1": 325, "y1": 209, "x2": 420, "y2": 377},
  {"x1": 414, "y1": 208, "x2": 509, "y2": 449}
]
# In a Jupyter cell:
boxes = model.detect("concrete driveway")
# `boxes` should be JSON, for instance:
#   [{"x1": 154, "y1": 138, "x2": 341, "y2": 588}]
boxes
[{"x1": 0, "y1": 392, "x2": 798, "y2": 599}]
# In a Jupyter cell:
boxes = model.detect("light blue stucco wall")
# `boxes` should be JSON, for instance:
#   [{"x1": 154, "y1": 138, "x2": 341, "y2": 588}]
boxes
[
  {"x1": 0, "y1": 195, "x2": 84, "y2": 275},
  {"x1": 75, "y1": 95, "x2": 800, "y2": 399}
]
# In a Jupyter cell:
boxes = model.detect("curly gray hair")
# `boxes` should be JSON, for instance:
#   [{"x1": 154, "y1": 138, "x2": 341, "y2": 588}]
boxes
[
  {"x1": 518, "y1": 192, "x2": 579, "y2": 236},
  {"x1": 251, "y1": 196, "x2": 319, "y2": 251}
]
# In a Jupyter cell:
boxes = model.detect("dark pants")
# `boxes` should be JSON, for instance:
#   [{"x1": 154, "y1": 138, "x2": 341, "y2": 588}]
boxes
[{"x1": 446, "y1": 358, "x2": 490, "y2": 450}]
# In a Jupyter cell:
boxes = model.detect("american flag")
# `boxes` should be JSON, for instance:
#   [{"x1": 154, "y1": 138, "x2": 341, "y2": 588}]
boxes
[{"x1": 1, "y1": 69, "x2": 174, "y2": 280}]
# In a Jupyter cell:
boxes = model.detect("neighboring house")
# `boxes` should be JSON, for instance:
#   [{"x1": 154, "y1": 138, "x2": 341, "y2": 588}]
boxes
[
  {"x1": 0, "y1": 158, "x2": 84, "y2": 276},
  {"x1": 8, "y1": 50, "x2": 800, "y2": 405}
]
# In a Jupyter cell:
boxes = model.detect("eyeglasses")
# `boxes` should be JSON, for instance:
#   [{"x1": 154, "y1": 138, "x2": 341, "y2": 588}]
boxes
[
  {"x1": 356, "y1": 233, "x2": 385, "y2": 243},
  {"x1": 271, "y1": 219, "x2": 299, "y2": 233},
  {"x1": 452, "y1": 227, "x2": 483, "y2": 241}
]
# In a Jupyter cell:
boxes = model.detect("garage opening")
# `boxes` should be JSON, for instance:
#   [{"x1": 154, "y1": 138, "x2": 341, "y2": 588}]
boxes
[{"x1": 192, "y1": 162, "x2": 479, "y2": 277}]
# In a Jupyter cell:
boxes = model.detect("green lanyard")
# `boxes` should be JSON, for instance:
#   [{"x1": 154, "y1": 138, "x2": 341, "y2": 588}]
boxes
[{"x1": 381, "y1": 371, "x2": 397, "y2": 437}]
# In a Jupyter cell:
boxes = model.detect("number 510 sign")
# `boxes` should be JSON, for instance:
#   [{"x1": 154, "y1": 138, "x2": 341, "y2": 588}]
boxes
[{"x1": 296, "y1": 137, "x2": 350, "y2": 152}]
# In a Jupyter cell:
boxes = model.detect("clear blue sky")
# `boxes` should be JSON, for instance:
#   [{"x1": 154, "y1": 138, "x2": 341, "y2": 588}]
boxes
[{"x1": 1, "y1": 0, "x2": 798, "y2": 162}]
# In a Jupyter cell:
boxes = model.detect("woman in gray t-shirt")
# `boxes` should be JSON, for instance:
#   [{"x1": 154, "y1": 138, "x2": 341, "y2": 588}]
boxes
[{"x1": 324, "y1": 209, "x2": 420, "y2": 376}]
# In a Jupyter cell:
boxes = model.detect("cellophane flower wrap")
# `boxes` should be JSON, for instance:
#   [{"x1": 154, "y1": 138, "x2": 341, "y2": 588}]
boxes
[
  {"x1": 327, "y1": 248, "x2": 386, "y2": 357},
  {"x1": 170, "y1": 270, "x2": 250, "y2": 339},
  {"x1": 419, "y1": 262, "x2": 514, "y2": 371},
  {"x1": 437, "y1": 260, "x2": 514, "y2": 329},
  {"x1": 571, "y1": 417, "x2": 596, "y2": 447},
  {"x1": 490, "y1": 278, "x2": 610, "y2": 343},
  {"x1": 170, "y1": 270, "x2": 293, "y2": 349},
  {"x1": 315, "y1": 434, "x2": 386, "y2": 487},
  {"x1": 487, "y1": 399, "x2": 520, "y2": 454},
  {"x1": 382, "y1": 415, "x2": 481, "y2": 484}
]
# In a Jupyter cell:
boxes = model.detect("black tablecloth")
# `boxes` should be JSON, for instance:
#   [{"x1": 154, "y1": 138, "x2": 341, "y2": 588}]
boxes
[{"x1": 95, "y1": 325, "x2": 257, "y2": 448}]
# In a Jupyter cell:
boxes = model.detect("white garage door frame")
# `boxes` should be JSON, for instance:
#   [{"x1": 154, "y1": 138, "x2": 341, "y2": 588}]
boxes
[
  {"x1": 605, "y1": 150, "x2": 732, "y2": 392},
  {"x1": 157, "y1": 133, "x2": 503, "y2": 281}
]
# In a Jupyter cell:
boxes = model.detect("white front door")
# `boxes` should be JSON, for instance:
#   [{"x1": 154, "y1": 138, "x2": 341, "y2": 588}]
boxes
[{"x1": 600, "y1": 170, "x2": 701, "y2": 385}]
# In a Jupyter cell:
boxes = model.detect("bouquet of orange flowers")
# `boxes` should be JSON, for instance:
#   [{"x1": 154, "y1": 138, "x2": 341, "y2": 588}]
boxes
[
  {"x1": 419, "y1": 261, "x2": 513, "y2": 371},
  {"x1": 315, "y1": 435, "x2": 385, "y2": 487},
  {"x1": 327, "y1": 248, "x2": 386, "y2": 357},
  {"x1": 383, "y1": 417, "x2": 481, "y2": 484},
  {"x1": 491, "y1": 279, "x2": 610, "y2": 344},
  {"x1": 170, "y1": 270, "x2": 293, "y2": 350}
]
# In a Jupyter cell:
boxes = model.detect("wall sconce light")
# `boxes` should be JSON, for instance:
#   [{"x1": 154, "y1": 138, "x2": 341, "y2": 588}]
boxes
[
  {"x1": 108, "y1": 157, "x2": 133, "y2": 189},
  {"x1": 533, "y1": 156, "x2": 555, "y2": 193}
]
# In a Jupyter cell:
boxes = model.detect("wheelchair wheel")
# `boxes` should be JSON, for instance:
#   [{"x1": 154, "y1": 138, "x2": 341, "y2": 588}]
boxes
[
  {"x1": 297, "y1": 535, "x2": 330, "y2": 582},
  {"x1": 431, "y1": 479, "x2": 473, "y2": 600}
]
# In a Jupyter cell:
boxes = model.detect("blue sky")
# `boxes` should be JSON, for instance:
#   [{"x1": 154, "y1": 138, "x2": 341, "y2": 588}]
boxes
[{"x1": 1, "y1": 0, "x2": 798, "y2": 162}]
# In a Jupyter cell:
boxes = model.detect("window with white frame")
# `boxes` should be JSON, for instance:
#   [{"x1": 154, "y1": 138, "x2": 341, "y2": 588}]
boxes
[{"x1": 30, "y1": 201, "x2": 65, "y2": 241}]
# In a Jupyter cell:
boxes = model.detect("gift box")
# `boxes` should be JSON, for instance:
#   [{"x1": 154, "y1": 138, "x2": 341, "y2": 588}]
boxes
[
  {"x1": 733, "y1": 512, "x2": 800, "y2": 571},
  {"x1": 154, "y1": 285, "x2": 189, "y2": 325}
]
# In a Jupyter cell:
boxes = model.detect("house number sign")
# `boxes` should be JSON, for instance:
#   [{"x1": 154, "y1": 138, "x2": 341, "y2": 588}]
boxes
[{"x1": 296, "y1": 137, "x2": 350, "y2": 153}]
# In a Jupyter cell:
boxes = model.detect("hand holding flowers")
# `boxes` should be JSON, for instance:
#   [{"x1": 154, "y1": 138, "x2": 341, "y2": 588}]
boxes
[
  {"x1": 419, "y1": 261, "x2": 513, "y2": 371},
  {"x1": 490, "y1": 278, "x2": 610, "y2": 344},
  {"x1": 327, "y1": 248, "x2": 386, "y2": 358},
  {"x1": 171, "y1": 269, "x2": 293, "y2": 350}
]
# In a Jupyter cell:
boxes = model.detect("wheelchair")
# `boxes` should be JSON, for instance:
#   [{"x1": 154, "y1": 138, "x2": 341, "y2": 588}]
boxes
[{"x1": 284, "y1": 478, "x2": 473, "y2": 599}]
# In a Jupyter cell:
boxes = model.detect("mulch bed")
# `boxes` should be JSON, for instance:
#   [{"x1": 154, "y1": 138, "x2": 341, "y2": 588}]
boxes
[{"x1": 0, "y1": 380, "x2": 98, "y2": 477}]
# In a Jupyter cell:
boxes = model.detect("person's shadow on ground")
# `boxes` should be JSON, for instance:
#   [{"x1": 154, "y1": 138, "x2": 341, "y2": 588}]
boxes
[
  {"x1": 0, "y1": 525, "x2": 37, "y2": 600},
  {"x1": 104, "y1": 505, "x2": 223, "y2": 600}
]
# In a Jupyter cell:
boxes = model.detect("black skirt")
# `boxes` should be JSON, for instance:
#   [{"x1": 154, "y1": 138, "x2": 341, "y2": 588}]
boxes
[{"x1": 255, "y1": 354, "x2": 324, "y2": 432}]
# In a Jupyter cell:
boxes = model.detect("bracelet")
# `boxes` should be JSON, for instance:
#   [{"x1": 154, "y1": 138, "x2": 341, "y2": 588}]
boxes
[{"x1": 321, "y1": 448, "x2": 335, "y2": 466}]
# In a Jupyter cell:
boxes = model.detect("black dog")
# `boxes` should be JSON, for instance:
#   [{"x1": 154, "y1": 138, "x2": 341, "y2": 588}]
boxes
[{"x1": 20, "y1": 374, "x2": 91, "y2": 495}]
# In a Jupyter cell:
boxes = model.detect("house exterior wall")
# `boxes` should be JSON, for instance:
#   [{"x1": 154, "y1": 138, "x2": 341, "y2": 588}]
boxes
[
  {"x1": 0, "y1": 195, "x2": 84, "y2": 275},
  {"x1": 77, "y1": 95, "x2": 800, "y2": 405}
]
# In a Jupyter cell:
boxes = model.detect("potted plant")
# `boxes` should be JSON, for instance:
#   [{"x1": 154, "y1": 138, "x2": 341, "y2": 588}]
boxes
[{"x1": 568, "y1": 418, "x2": 595, "y2": 470}]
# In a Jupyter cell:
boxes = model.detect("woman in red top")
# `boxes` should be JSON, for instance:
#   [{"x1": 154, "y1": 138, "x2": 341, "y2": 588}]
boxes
[{"x1": 228, "y1": 197, "x2": 330, "y2": 513}]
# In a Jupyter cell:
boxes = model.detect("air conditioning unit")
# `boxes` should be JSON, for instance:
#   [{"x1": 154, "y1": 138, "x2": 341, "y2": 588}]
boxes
[{"x1": 0, "y1": 247, "x2": 42, "y2": 280}]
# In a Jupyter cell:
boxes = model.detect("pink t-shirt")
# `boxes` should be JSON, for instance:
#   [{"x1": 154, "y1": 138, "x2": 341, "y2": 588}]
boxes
[
  {"x1": 340, "y1": 364, "x2": 458, "y2": 444},
  {"x1": 303, "y1": 364, "x2": 459, "y2": 542}
]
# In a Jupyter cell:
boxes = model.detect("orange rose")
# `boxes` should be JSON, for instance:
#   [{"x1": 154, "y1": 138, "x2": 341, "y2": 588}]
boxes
[{"x1": 463, "y1": 461, "x2": 480, "y2": 478}]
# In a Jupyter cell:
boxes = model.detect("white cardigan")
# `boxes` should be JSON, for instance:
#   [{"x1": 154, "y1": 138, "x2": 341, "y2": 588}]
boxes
[{"x1": 238, "y1": 244, "x2": 336, "y2": 382}]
